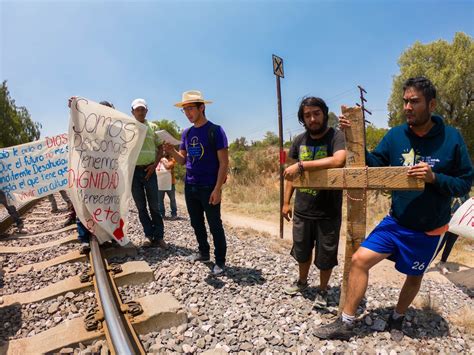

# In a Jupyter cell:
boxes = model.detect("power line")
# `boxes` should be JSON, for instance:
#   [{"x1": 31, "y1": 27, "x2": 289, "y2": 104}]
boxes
[{"x1": 242, "y1": 87, "x2": 358, "y2": 140}]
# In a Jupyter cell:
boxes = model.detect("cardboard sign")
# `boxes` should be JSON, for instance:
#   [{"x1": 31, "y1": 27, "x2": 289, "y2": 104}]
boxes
[
  {"x1": 0, "y1": 134, "x2": 69, "y2": 205},
  {"x1": 68, "y1": 98, "x2": 146, "y2": 245}
]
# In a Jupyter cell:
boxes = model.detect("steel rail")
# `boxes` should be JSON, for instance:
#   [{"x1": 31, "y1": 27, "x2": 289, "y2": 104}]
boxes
[{"x1": 90, "y1": 236, "x2": 143, "y2": 355}]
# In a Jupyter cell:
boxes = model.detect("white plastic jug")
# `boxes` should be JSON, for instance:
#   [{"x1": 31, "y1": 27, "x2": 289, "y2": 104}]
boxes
[{"x1": 156, "y1": 161, "x2": 172, "y2": 191}]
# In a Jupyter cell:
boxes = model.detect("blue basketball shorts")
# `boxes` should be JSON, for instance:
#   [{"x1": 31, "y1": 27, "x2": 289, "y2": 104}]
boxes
[{"x1": 361, "y1": 215, "x2": 444, "y2": 276}]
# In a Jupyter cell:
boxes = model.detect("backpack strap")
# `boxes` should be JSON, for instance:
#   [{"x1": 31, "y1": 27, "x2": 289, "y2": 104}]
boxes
[
  {"x1": 184, "y1": 123, "x2": 220, "y2": 154},
  {"x1": 208, "y1": 123, "x2": 220, "y2": 153}
]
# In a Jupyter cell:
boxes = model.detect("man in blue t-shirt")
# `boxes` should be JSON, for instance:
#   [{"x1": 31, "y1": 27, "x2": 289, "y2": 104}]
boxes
[
  {"x1": 165, "y1": 90, "x2": 229, "y2": 276},
  {"x1": 315, "y1": 77, "x2": 473, "y2": 340}
]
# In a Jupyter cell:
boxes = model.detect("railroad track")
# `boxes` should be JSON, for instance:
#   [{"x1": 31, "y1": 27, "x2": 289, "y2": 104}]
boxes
[
  {"x1": 0, "y1": 199, "x2": 40, "y2": 236},
  {"x1": 0, "y1": 194, "x2": 187, "y2": 354},
  {"x1": 2, "y1": 194, "x2": 472, "y2": 354}
]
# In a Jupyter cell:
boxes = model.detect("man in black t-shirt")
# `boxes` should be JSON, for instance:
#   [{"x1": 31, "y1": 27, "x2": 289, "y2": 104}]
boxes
[{"x1": 282, "y1": 97, "x2": 346, "y2": 308}]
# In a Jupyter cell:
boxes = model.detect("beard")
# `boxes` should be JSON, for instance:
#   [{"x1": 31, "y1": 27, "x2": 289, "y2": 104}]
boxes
[
  {"x1": 406, "y1": 111, "x2": 431, "y2": 127},
  {"x1": 306, "y1": 121, "x2": 328, "y2": 136}
]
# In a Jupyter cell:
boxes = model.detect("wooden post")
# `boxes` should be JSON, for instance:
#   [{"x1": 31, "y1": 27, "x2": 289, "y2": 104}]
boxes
[{"x1": 339, "y1": 105, "x2": 366, "y2": 311}]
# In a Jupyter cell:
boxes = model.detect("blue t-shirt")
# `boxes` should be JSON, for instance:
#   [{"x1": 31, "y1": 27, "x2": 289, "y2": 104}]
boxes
[{"x1": 180, "y1": 121, "x2": 228, "y2": 186}]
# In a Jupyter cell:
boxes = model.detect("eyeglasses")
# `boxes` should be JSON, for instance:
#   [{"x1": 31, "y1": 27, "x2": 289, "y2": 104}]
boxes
[{"x1": 181, "y1": 106, "x2": 197, "y2": 113}]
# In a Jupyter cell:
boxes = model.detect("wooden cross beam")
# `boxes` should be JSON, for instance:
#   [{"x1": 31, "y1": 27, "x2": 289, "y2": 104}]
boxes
[{"x1": 292, "y1": 106, "x2": 424, "y2": 311}]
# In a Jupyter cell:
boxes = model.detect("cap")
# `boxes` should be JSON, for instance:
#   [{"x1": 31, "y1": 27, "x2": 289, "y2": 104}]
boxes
[{"x1": 131, "y1": 98, "x2": 147, "y2": 110}]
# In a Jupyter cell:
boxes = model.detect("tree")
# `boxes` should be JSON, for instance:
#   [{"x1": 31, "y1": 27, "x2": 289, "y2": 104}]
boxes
[
  {"x1": 262, "y1": 131, "x2": 279, "y2": 146},
  {"x1": 152, "y1": 119, "x2": 182, "y2": 139},
  {"x1": 328, "y1": 112, "x2": 339, "y2": 129},
  {"x1": 387, "y1": 32, "x2": 474, "y2": 158},
  {"x1": 0, "y1": 81, "x2": 41, "y2": 147},
  {"x1": 229, "y1": 137, "x2": 248, "y2": 152},
  {"x1": 365, "y1": 124, "x2": 388, "y2": 151}
]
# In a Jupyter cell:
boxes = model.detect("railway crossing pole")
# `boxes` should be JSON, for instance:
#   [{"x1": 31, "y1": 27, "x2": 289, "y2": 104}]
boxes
[{"x1": 272, "y1": 54, "x2": 285, "y2": 239}]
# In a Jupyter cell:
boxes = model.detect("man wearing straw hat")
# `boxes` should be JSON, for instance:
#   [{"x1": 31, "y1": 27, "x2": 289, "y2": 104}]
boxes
[{"x1": 165, "y1": 90, "x2": 229, "y2": 276}]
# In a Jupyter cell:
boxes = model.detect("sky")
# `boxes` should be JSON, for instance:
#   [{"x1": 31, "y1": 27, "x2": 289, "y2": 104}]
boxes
[{"x1": 1, "y1": 0, "x2": 473, "y2": 143}]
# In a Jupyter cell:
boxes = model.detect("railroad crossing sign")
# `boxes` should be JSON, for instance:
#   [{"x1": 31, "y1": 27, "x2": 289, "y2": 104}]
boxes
[
  {"x1": 292, "y1": 106, "x2": 424, "y2": 310},
  {"x1": 272, "y1": 54, "x2": 284, "y2": 78}
]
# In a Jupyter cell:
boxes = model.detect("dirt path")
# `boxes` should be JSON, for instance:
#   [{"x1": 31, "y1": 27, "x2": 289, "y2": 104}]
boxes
[{"x1": 174, "y1": 193, "x2": 472, "y2": 292}]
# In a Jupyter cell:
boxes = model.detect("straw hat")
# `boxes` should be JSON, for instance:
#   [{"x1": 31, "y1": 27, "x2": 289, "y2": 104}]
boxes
[{"x1": 174, "y1": 90, "x2": 213, "y2": 107}]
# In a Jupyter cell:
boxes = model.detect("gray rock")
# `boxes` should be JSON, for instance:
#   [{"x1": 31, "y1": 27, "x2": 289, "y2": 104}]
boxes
[
  {"x1": 371, "y1": 318, "x2": 387, "y2": 332},
  {"x1": 196, "y1": 338, "x2": 206, "y2": 349},
  {"x1": 48, "y1": 302, "x2": 60, "y2": 314}
]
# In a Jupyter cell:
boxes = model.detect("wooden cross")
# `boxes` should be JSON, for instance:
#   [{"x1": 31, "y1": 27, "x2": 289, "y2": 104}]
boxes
[{"x1": 291, "y1": 106, "x2": 424, "y2": 311}]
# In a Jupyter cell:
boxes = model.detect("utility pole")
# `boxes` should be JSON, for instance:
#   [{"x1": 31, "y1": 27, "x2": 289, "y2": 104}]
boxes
[{"x1": 272, "y1": 54, "x2": 285, "y2": 239}]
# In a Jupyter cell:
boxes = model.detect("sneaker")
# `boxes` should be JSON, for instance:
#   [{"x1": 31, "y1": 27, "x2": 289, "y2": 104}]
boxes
[
  {"x1": 16, "y1": 226, "x2": 27, "y2": 234},
  {"x1": 284, "y1": 280, "x2": 308, "y2": 295},
  {"x1": 387, "y1": 314, "x2": 404, "y2": 331},
  {"x1": 186, "y1": 252, "x2": 211, "y2": 263},
  {"x1": 437, "y1": 261, "x2": 449, "y2": 275},
  {"x1": 212, "y1": 264, "x2": 225, "y2": 276},
  {"x1": 387, "y1": 314, "x2": 405, "y2": 342},
  {"x1": 313, "y1": 289, "x2": 328, "y2": 309},
  {"x1": 142, "y1": 238, "x2": 154, "y2": 248},
  {"x1": 63, "y1": 217, "x2": 75, "y2": 228},
  {"x1": 79, "y1": 243, "x2": 90, "y2": 254},
  {"x1": 314, "y1": 317, "x2": 355, "y2": 340},
  {"x1": 156, "y1": 239, "x2": 168, "y2": 249}
]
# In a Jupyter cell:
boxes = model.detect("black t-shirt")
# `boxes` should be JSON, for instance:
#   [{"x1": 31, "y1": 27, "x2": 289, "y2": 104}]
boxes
[{"x1": 289, "y1": 128, "x2": 345, "y2": 219}]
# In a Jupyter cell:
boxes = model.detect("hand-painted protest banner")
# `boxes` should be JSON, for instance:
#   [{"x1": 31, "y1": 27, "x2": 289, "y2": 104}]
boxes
[
  {"x1": 68, "y1": 98, "x2": 146, "y2": 245},
  {"x1": 449, "y1": 197, "x2": 474, "y2": 240},
  {"x1": 0, "y1": 134, "x2": 69, "y2": 205}
]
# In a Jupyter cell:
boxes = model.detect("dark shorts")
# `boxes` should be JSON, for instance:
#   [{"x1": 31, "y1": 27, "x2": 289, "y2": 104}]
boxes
[{"x1": 290, "y1": 214, "x2": 341, "y2": 270}]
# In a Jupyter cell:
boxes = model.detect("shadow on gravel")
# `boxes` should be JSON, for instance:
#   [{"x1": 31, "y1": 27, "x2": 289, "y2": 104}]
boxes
[
  {"x1": 203, "y1": 265, "x2": 266, "y2": 289},
  {"x1": 114, "y1": 243, "x2": 196, "y2": 265},
  {"x1": 0, "y1": 302, "x2": 22, "y2": 347},
  {"x1": 354, "y1": 306, "x2": 450, "y2": 339},
  {"x1": 299, "y1": 286, "x2": 368, "y2": 315},
  {"x1": 224, "y1": 265, "x2": 266, "y2": 286}
]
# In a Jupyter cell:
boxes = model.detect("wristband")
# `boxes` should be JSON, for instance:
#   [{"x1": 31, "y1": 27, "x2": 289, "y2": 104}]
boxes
[{"x1": 298, "y1": 161, "x2": 304, "y2": 175}]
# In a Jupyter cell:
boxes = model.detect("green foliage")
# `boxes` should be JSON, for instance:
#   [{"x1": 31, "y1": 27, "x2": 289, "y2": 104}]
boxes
[
  {"x1": 365, "y1": 124, "x2": 388, "y2": 151},
  {"x1": 229, "y1": 136, "x2": 248, "y2": 152},
  {"x1": 151, "y1": 118, "x2": 185, "y2": 179},
  {"x1": 261, "y1": 131, "x2": 279, "y2": 146},
  {"x1": 328, "y1": 112, "x2": 339, "y2": 129},
  {"x1": 387, "y1": 32, "x2": 474, "y2": 158},
  {"x1": 0, "y1": 81, "x2": 41, "y2": 148},
  {"x1": 152, "y1": 119, "x2": 182, "y2": 139}
]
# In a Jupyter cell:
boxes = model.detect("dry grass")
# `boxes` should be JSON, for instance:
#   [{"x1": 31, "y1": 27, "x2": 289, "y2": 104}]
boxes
[
  {"x1": 450, "y1": 306, "x2": 474, "y2": 335},
  {"x1": 412, "y1": 291, "x2": 442, "y2": 314},
  {"x1": 224, "y1": 175, "x2": 280, "y2": 219},
  {"x1": 441, "y1": 237, "x2": 474, "y2": 267}
]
